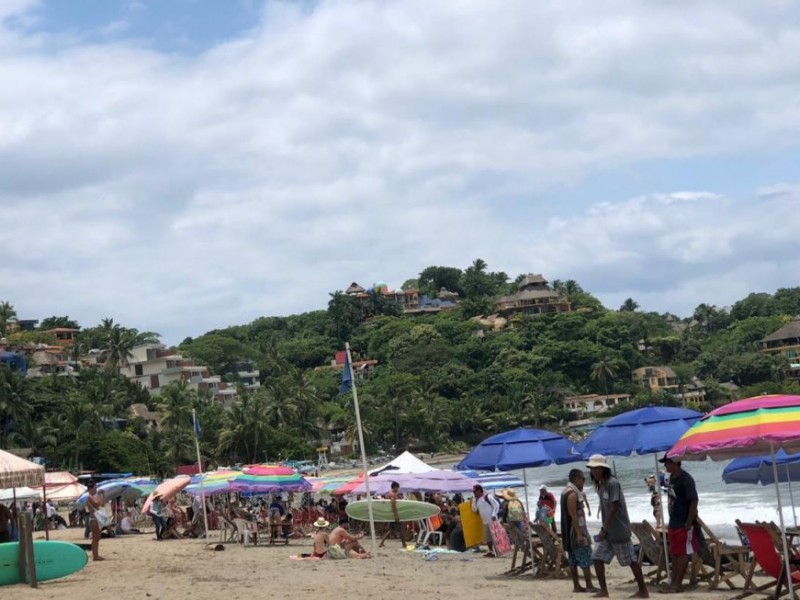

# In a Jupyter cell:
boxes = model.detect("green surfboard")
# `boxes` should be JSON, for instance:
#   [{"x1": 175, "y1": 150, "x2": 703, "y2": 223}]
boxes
[
  {"x1": 0, "y1": 540, "x2": 88, "y2": 586},
  {"x1": 346, "y1": 499, "x2": 440, "y2": 523}
]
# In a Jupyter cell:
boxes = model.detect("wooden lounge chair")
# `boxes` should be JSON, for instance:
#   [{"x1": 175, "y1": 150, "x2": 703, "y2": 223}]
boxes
[
  {"x1": 504, "y1": 524, "x2": 533, "y2": 576},
  {"x1": 531, "y1": 523, "x2": 568, "y2": 578},
  {"x1": 732, "y1": 520, "x2": 800, "y2": 600},
  {"x1": 695, "y1": 517, "x2": 751, "y2": 590},
  {"x1": 631, "y1": 520, "x2": 667, "y2": 584}
]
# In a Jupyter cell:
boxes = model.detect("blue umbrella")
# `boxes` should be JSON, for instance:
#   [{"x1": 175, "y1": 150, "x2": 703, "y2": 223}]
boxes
[
  {"x1": 458, "y1": 470, "x2": 526, "y2": 491},
  {"x1": 577, "y1": 406, "x2": 703, "y2": 457},
  {"x1": 456, "y1": 428, "x2": 581, "y2": 472},
  {"x1": 577, "y1": 406, "x2": 703, "y2": 577},
  {"x1": 456, "y1": 428, "x2": 580, "y2": 575},
  {"x1": 723, "y1": 450, "x2": 800, "y2": 485}
]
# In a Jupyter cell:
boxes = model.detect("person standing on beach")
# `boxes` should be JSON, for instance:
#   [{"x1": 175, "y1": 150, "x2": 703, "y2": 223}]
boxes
[
  {"x1": 471, "y1": 484, "x2": 500, "y2": 557},
  {"x1": 659, "y1": 455, "x2": 699, "y2": 594},
  {"x1": 85, "y1": 481, "x2": 106, "y2": 561},
  {"x1": 538, "y1": 485, "x2": 558, "y2": 533},
  {"x1": 586, "y1": 455, "x2": 649, "y2": 598},
  {"x1": 379, "y1": 481, "x2": 408, "y2": 548},
  {"x1": 561, "y1": 469, "x2": 598, "y2": 593},
  {"x1": 150, "y1": 493, "x2": 166, "y2": 541}
]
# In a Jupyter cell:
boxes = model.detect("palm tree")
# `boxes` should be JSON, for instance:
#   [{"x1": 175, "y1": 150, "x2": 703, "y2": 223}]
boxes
[
  {"x1": 0, "y1": 367, "x2": 33, "y2": 447},
  {"x1": 59, "y1": 391, "x2": 103, "y2": 468},
  {"x1": 157, "y1": 380, "x2": 196, "y2": 467},
  {"x1": 0, "y1": 301, "x2": 16, "y2": 337},
  {"x1": 410, "y1": 383, "x2": 452, "y2": 450},
  {"x1": 590, "y1": 358, "x2": 619, "y2": 396},
  {"x1": 619, "y1": 298, "x2": 640, "y2": 312}
]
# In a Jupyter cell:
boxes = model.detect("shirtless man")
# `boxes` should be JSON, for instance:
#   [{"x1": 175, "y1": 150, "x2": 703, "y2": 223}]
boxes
[
  {"x1": 312, "y1": 517, "x2": 330, "y2": 558},
  {"x1": 379, "y1": 481, "x2": 407, "y2": 548},
  {"x1": 0, "y1": 503, "x2": 13, "y2": 543},
  {"x1": 330, "y1": 524, "x2": 371, "y2": 558}
]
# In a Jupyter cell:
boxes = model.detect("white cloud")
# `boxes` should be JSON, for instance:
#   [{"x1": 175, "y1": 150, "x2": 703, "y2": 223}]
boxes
[{"x1": 1, "y1": 1, "x2": 799, "y2": 342}]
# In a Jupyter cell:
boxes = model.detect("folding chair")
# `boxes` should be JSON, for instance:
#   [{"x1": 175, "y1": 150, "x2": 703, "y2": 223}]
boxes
[{"x1": 732, "y1": 520, "x2": 800, "y2": 600}]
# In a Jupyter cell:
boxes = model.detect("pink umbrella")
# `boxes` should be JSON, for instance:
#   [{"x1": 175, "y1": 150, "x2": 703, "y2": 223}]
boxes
[
  {"x1": 141, "y1": 475, "x2": 191, "y2": 514},
  {"x1": 242, "y1": 464, "x2": 296, "y2": 476}
]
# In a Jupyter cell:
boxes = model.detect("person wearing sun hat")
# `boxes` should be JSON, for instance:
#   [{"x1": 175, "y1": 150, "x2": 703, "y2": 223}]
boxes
[
  {"x1": 586, "y1": 454, "x2": 649, "y2": 598},
  {"x1": 311, "y1": 517, "x2": 331, "y2": 558},
  {"x1": 500, "y1": 488, "x2": 526, "y2": 532}
]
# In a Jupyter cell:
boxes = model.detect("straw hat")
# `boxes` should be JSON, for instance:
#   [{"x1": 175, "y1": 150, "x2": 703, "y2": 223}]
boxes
[
  {"x1": 586, "y1": 454, "x2": 610, "y2": 468},
  {"x1": 500, "y1": 488, "x2": 517, "y2": 501},
  {"x1": 313, "y1": 517, "x2": 330, "y2": 529}
]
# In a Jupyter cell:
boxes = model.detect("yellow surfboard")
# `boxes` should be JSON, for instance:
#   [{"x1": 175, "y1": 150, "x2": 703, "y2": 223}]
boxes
[{"x1": 459, "y1": 500, "x2": 484, "y2": 548}]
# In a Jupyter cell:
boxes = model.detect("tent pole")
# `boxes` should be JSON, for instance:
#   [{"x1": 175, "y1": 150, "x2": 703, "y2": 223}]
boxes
[
  {"x1": 785, "y1": 464, "x2": 797, "y2": 528},
  {"x1": 522, "y1": 469, "x2": 536, "y2": 576},
  {"x1": 654, "y1": 454, "x2": 671, "y2": 580},
  {"x1": 771, "y1": 444, "x2": 794, "y2": 600}
]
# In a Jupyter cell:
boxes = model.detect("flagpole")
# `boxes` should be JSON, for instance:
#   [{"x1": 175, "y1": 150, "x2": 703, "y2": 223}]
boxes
[
  {"x1": 192, "y1": 409, "x2": 210, "y2": 543},
  {"x1": 345, "y1": 342, "x2": 377, "y2": 555}
]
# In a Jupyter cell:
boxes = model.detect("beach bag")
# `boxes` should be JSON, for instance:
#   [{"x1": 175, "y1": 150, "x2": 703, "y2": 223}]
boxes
[
  {"x1": 95, "y1": 508, "x2": 110, "y2": 529},
  {"x1": 489, "y1": 520, "x2": 512, "y2": 557},
  {"x1": 327, "y1": 544, "x2": 347, "y2": 560}
]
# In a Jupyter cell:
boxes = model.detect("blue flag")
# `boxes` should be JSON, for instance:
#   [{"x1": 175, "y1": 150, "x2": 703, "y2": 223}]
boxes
[
  {"x1": 340, "y1": 352, "x2": 352, "y2": 394},
  {"x1": 193, "y1": 411, "x2": 202, "y2": 439}
]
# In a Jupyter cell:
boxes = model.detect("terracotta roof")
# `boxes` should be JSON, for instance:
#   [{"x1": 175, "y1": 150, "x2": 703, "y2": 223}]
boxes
[{"x1": 762, "y1": 316, "x2": 800, "y2": 343}]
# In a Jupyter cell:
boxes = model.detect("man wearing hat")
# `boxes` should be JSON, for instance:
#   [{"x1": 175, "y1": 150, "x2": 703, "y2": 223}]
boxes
[
  {"x1": 658, "y1": 455, "x2": 699, "y2": 594},
  {"x1": 150, "y1": 492, "x2": 165, "y2": 541},
  {"x1": 586, "y1": 454, "x2": 649, "y2": 598},
  {"x1": 500, "y1": 488, "x2": 525, "y2": 532}
]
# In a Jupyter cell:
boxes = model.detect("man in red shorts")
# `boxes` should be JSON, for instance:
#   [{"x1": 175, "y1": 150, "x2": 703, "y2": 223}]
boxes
[{"x1": 659, "y1": 455, "x2": 699, "y2": 593}]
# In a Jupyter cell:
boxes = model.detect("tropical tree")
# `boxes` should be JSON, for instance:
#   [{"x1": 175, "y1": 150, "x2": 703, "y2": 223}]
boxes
[
  {"x1": 0, "y1": 368, "x2": 32, "y2": 448},
  {"x1": 590, "y1": 358, "x2": 619, "y2": 395},
  {"x1": 0, "y1": 301, "x2": 16, "y2": 337},
  {"x1": 157, "y1": 380, "x2": 196, "y2": 468},
  {"x1": 619, "y1": 298, "x2": 639, "y2": 312}
]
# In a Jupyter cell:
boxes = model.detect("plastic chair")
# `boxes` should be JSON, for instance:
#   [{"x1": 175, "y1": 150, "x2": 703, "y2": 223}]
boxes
[
  {"x1": 416, "y1": 516, "x2": 443, "y2": 546},
  {"x1": 233, "y1": 518, "x2": 258, "y2": 546}
]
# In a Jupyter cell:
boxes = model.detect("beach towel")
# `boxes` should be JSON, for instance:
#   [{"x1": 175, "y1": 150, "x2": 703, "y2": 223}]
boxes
[{"x1": 489, "y1": 520, "x2": 512, "y2": 557}]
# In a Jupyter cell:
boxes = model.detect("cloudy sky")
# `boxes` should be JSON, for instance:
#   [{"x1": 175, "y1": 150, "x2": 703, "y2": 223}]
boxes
[{"x1": 2, "y1": 0, "x2": 799, "y2": 344}]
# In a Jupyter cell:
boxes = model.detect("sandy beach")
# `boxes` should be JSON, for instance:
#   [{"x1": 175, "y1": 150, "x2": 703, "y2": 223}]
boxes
[{"x1": 12, "y1": 524, "x2": 755, "y2": 600}]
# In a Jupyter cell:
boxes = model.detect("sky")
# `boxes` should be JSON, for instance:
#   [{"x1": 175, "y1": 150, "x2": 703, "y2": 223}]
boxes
[{"x1": 1, "y1": 0, "x2": 799, "y2": 345}]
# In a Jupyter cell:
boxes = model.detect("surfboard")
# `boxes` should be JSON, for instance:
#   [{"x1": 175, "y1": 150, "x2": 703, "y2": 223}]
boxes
[
  {"x1": 459, "y1": 500, "x2": 484, "y2": 548},
  {"x1": 345, "y1": 499, "x2": 440, "y2": 522},
  {"x1": 0, "y1": 541, "x2": 88, "y2": 586}
]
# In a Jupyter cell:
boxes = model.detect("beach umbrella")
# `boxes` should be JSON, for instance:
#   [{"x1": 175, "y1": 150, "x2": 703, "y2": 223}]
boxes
[
  {"x1": 0, "y1": 449, "x2": 44, "y2": 488},
  {"x1": 242, "y1": 464, "x2": 296, "y2": 476},
  {"x1": 307, "y1": 475, "x2": 354, "y2": 494},
  {"x1": 350, "y1": 470, "x2": 479, "y2": 495},
  {"x1": 723, "y1": 450, "x2": 800, "y2": 527},
  {"x1": 332, "y1": 474, "x2": 365, "y2": 496},
  {"x1": 229, "y1": 470, "x2": 312, "y2": 494},
  {"x1": 577, "y1": 405, "x2": 703, "y2": 576},
  {"x1": 457, "y1": 428, "x2": 581, "y2": 575},
  {"x1": 141, "y1": 474, "x2": 192, "y2": 514},
  {"x1": 668, "y1": 394, "x2": 800, "y2": 598},
  {"x1": 184, "y1": 470, "x2": 238, "y2": 496},
  {"x1": 458, "y1": 470, "x2": 526, "y2": 491}
]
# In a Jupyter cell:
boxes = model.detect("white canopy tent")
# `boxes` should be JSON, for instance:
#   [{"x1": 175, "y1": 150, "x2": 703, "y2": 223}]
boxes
[
  {"x1": 0, "y1": 486, "x2": 41, "y2": 502},
  {"x1": 369, "y1": 451, "x2": 436, "y2": 475}
]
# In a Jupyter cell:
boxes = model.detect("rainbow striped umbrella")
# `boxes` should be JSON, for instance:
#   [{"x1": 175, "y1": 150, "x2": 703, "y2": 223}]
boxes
[
  {"x1": 185, "y1": 469, "x2": 239, "y2": 496},
  {"x1": 668, "y1": 394, "x2": 800, "y2": 596},
  {"x1": 229, "y1": 470, "x2": 312, "y2": 493},
  {"x1": 668, "y1": 395, "x2": 800, "y2": 461},
  {"x1": 307, "y1": 475, "x2": 354, "y2": 494},
  {"x1": 242, "y1": 464, "x2": 296, "y2": 476}
]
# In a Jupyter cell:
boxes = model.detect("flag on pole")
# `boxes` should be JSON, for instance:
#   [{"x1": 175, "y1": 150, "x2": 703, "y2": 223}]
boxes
[
  {"x1": 193, "y1": 411, "x2": 202, "y2": 439},
  {"x1": 340, "y1": 351, "x2": 352, "y2": 394}
]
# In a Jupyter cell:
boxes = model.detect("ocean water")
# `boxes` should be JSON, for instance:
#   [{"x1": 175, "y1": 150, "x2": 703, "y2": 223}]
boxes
[{"x1": 509, "y1": 455, "x2": 797, "y2": 543}]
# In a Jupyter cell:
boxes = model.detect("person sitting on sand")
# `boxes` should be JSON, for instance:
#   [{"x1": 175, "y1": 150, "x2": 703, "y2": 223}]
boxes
[
  {"x1": 330, "y1": 524, "x2": 371, "y2": 558},
  {"x1": 311, "y1": 518, "x2": 331, "y2": 558},
  {"x1": 161, "y1": 516, "x2": 184, "y2": 540}
]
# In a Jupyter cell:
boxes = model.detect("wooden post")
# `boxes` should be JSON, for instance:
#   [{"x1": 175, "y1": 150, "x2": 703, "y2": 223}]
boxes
[
  {"x1": 18, "y1": 514, "x2": 28, "y2": 584},
  {"x1": 19, "y1": 512, "x2": 37, "y2": 587}
]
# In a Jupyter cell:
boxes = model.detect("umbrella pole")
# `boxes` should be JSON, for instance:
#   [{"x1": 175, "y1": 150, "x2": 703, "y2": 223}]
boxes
[
  {"x1": 786, "y1": 465, "x2": 797, "y2": 528},
  {"x1": 42, "y1": 482, "x2": 50, "y2": 541},
  {"x1": 771, "y1": 444, "x2": 794, "y2": 600},
  {"x1": 654, "y1": 455, "x2": 671, "y2": 581},
  {"x1": 522, "y1": 469, "x2": 537, "y2": 576}
]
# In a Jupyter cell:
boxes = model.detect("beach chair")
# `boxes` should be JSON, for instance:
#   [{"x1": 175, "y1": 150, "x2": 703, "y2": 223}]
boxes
[
  {"x1": 631, "y1": 521, "x2": 667, "y2": 584},
  {"x1": 504, "y1": 524, "x2": 533, "y2": 576},
  {"x1": 696, "y1": 517, "x2": 751, "y2": 590},
  {"x1": 731, "y1": 520, "x2": 800, "y2": 600},
  {"x1": 233, "y1": 518, "x2": 259, "y2": 546},
  {"x1": 416, "y1": 515, "x2": 443, "y2": 547},
  {"x1": 531, "y1": 523, "x2": 567, "y2": 578}
]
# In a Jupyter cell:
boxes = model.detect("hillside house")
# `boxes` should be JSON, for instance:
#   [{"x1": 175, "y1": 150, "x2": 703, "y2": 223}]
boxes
[
  {"x1": 494, "y1": 274, "x2": 571, "y2": 317},
  {"x1": 760, "y1": 316, "x2": 800, "y2": 385},
  {"x1": 632, "y1": 366, "x2": 706, "y2": 404}
]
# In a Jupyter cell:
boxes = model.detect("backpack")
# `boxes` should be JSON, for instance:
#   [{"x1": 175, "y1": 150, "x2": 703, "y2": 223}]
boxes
[{"x1": 507, "y1": 500, "x2": 525, "y2": 523}]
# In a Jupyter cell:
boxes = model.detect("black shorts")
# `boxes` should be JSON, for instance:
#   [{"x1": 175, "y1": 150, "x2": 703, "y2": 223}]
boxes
[{"x1": 389, "y1": 521, "x2": 401, "y2": 531}]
